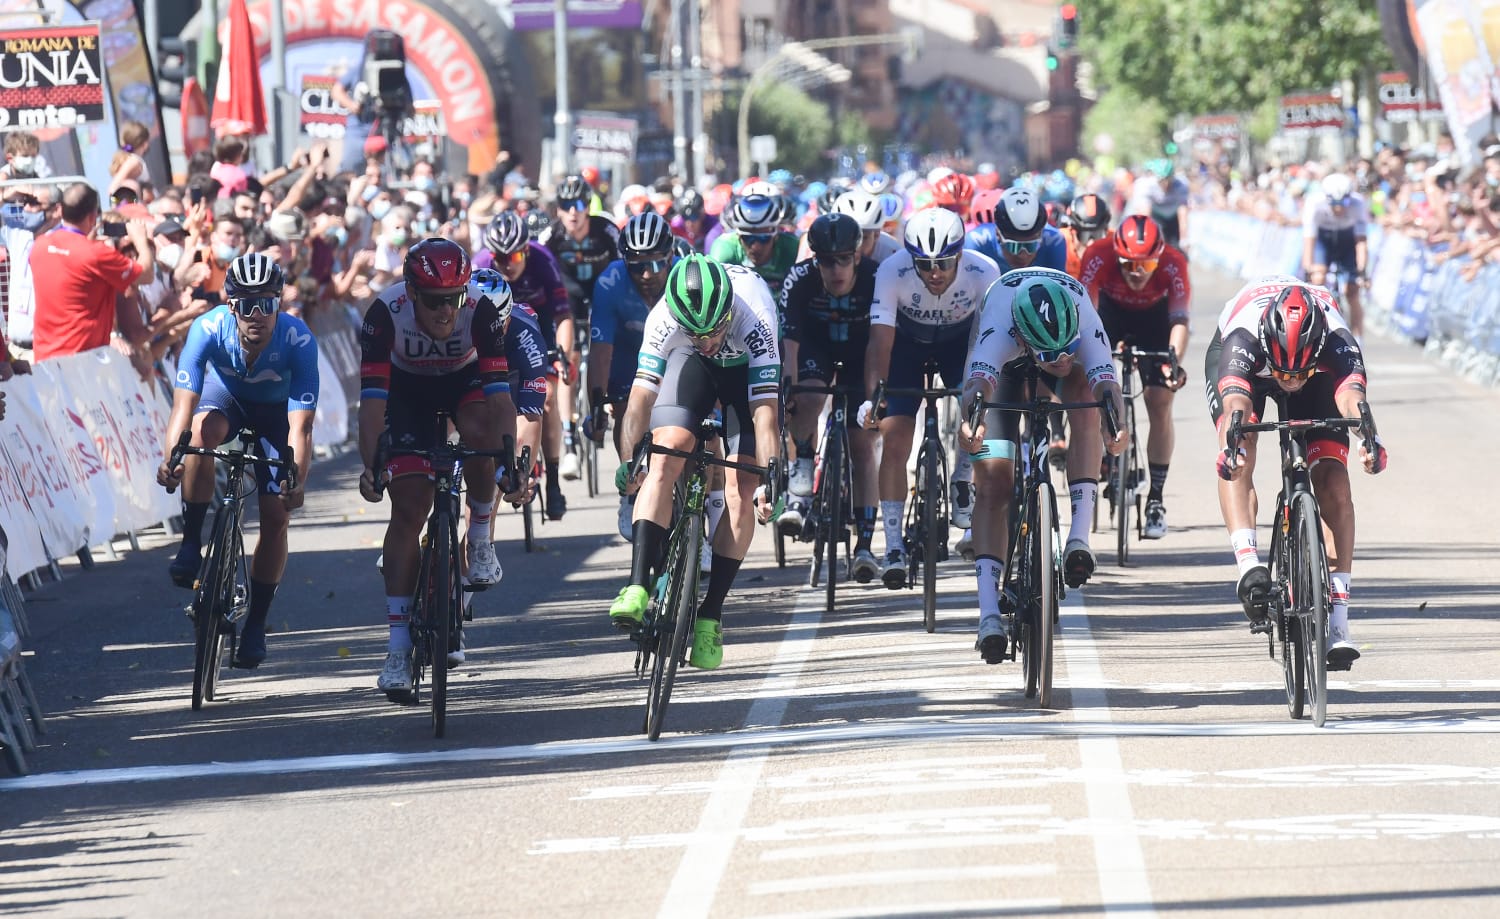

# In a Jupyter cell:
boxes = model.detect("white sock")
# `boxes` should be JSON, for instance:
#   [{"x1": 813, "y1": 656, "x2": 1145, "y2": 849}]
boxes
[
  {"x1": 1231, "y1": 528, "x2": 1260, "y2": 575},
  {"x1": 1329, "y1": 571, "x2": 1351, "y2": 635},
  {"x1": 880, "y1": 499, "x2": 905, "y2": 554},
  {"x1": 1067, "y1": 479, "x2": 1097, "y2": 545},
  {"x1": 467, "y1": 499, "x2": 494, "y2": 548},
  {"x1": 952, "y1": 449, "x2": 973, "y2": 484},
  {"x1": 706, "y1": 490, "x2": 726, "y2": 540},
  {"x1": 386, "y1": 596, "x2": 412, "y2": 652},
  {"x1": 975, "y1": 555, "x2": 1005, "y2": 618}
]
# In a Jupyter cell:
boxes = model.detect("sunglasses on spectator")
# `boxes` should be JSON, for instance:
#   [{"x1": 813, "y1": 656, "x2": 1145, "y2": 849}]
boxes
[
  {"x1": 1119, "y1": 257, "x2": 1159, "y2": 273},
  {"x1": 1000, "y1": 236, "x2": 1042, "y2": 256},
  {"x1": 230, "y1": 296, "x2": 280, "y2": 318},
  {"x1": 742, "y1": 233, "x2": 776, "y2": 246},
  {"x1": 417, "y1": 290, "x2": 467, "y2": 312},
  {"x1": 1032, "y1": 337, "x2": 1081, "y2": 365},
  {"x1": 815, "y1": 252, "x2": 856, "y2": 268},
  {"x1": 687, "y1": 311, "x2": 733, "y2": 343},
  {"x1": 626, "y1": 257, "x2": 670, "y2": 275},
  {"x1": 913, "y1": 254, "x2": 959, "y2": 272},
  {"x1": 558, "y1": 198, "x2": 588, "y2": 212},
  {"x1": 1270, "y1": 367, "x2": 1315, "y2": 383}
]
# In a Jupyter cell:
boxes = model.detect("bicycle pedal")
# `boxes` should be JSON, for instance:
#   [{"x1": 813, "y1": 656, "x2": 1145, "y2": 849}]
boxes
[
  {"x1": 1326, "y1": 659, "x2": 1354, "y2": 672},
  {"x1": 1249, "y1": 619, "x2": 1274, "y2": 636}
]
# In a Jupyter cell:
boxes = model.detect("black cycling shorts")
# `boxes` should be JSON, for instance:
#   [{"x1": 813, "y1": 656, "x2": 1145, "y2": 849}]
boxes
[{"x1": 650, "y1": 351, "x2": 761, "y2": 458}]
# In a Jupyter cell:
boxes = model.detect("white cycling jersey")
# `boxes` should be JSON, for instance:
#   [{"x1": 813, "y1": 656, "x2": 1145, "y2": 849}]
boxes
[
  {"x1": 635, "y1": 263, "x2": 781, "y2": 402},
  {"x1": 871, "y1": 249, "x2": 1002, "y2": 343},
  {"x1": 870, "y1": 231, "x2": 902, "y2": 264},
  {"x1": 966, "y1": 267, "x2": 1117, "y2": 391},
  {"x1": 1302, "y1": 192, "x2": 1369, "y2": 238},
  {"x1": 1216, "y1": 275, "x2": 1351, "y2": 339}
]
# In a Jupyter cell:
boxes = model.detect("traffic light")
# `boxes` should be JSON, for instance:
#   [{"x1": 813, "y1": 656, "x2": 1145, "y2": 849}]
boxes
[
  {"x1": 1059, "y1": 4, "x2": 1079, "y2": 50},
  {"x1": 1164, "y1": 140, "x2": 1179, "y2": 156},
  {"x1": 1045, "y1": 48, "x2": 1060, "y2": 71},
  {"x1": 156, "y1": 36, "x2": 197, "y2": 109}
]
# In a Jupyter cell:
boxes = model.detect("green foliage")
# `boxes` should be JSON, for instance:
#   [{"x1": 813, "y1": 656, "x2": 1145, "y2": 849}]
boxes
[
  {"x1": 716, "y1": 82, "x2": 834, "y2": 176},
  {"x1": 1081, "y1": 0, "x2": 1393, "y2": 117},
  {"x1": 1082, "y1": 87, "x2": 1169, "y2": 166}
]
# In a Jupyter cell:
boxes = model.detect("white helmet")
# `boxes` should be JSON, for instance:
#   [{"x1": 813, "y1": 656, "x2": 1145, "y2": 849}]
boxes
[
  {"x1": 926, "y1": 166, "x2": 955, "y2": 185},
  {"x1": 833, "y1": 190, "x2": 884, "y2": 231},
  {"x1": 1322, "y1": 173, "x2": 1353, "y2": 202},
  {"x1": 903, "y1": 208, "x2": 966, "y2": 259},
  {"x1": 996, "y1": 187, "x2": 1044, "y2": 237},
  {"x1": 739, "y1": 180, "x2": 779, "y2": 199},
  {"x1": 727, "y1": 193, "x2": 781, "y2": 232}
]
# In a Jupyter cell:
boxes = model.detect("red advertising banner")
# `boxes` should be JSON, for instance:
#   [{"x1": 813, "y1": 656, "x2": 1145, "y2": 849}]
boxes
[
  {"x1": 1278, "y1": 92, "x2": 1345, "y2": 132},
  {"x1": 0, "y1": 23, "x2": 106, "y2": 129},
  {"x1": 1377, "y1": 71, "x2": 1446, "y2": 123},
  {"x1": 1192, "y1": 114, "x2": 1242, "y2": 144}
]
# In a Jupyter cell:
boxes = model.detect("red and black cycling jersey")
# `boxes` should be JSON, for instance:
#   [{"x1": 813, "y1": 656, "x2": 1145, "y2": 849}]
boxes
[
  {"x1": 1212, "y1": 277, "x2": 1366, "y2": 404},
  {"x1": 1078, "y1": 238, "x2": 1192, "y2": 323}
]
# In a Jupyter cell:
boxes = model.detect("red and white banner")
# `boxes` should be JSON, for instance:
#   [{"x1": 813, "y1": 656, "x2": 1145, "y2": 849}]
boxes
[
  {"x1": 1278, "y1": 92, "x2": 1345, "y2": 132},
  {"x1": 1377, "y1": 72, "x2": 1445, "y2": 123}
]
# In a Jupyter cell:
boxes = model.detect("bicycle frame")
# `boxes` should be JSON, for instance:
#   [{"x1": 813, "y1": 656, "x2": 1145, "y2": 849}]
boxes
[
  {"x1": 788, "y1": 375, "x2": 862, "y2": 613},
  {"x1": 1104, "y1": 344, "x2": 1177, "y2": 562}
]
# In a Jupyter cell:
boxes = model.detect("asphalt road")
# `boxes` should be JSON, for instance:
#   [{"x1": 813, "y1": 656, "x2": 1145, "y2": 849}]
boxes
[{"x1": 3, "y1": 266, "x2": 1499, "y2": 918}]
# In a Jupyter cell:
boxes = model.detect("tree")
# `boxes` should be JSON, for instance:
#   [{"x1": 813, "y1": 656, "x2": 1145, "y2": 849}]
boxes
[
  {"x1": 1082, "y1": 87, "x2": 1170, "y2": 166},
  {"x1": 713, "y1": 82, "x2": 834, "y2": 177},
  {"x1": 1082, "y1": 0, "x2": 1393, "y2": 117}
]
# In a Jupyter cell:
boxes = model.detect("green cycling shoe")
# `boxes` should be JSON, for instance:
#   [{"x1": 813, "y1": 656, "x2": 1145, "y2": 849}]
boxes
[
  {"x1": 609, "y1": 584, "x2": 648, "y2": 629},
  {"x1": 690, "y1": 619, "x2": 723, "y2": 670}
]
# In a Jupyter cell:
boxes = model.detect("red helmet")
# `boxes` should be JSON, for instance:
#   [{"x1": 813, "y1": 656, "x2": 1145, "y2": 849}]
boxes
[
  {"x1": 1043, "y1": 201, "x2": 1066, "y2": 228},
  {"x1": 969, "y1": 188, "x2": 1004, "y2": 227},
  {"x1": 931, "y1": 172, "x2": 976, "y2": 208},
  {"x1": 404, "y1": 237, "x2": 472, "y2": 296},
  {"x1": 1113, "y1": 215, "x2": 1165, "y2": 261},
  {"x1": 1259, "y1": 284, "x2": 1329, "y2": 375}
]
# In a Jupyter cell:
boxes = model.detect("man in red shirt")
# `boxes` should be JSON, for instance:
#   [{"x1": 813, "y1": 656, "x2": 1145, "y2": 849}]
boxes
[
  {"x1": 29, "y1": 183, "x2": 153, "y2": 362},
  {"x1": 1078, "y1": 215, "x2": 1191, "y2": 539}
]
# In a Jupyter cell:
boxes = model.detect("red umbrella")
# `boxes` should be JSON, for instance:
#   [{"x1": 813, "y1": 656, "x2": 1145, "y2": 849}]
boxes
[{"x1": 211, "y1": 0, "x2": 267, "y2": 138}]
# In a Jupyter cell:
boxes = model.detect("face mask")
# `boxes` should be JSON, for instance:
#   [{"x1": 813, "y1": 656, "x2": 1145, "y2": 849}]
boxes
[
  {"x1": 369, "y1": 200, "x2": 392, "y2": 221},
  {"x1": 1, "y1": 203, "x2": 43, "y2": 232},
  {"x1": 385, "y1": 230, "x2": 408, "y2": 248},
  {"x1": 9, "y1": 155, "x2": 35, "y2": 176},
  {"x1": 361, "y1": 185, "x2": 381, "y2": 203},
  {"x1": 214, "y1": 242, "x2": 242, "y2": 262},
  {"x1": 412, "y1": 175, "x2": 435, "y2": 192},
  {"x1": 326, "y1": 226, "x2": 348, "y2": 247},
  {"x1": 157, "y1": 243, "x2": 184, "y2": 270},
  {"x1": 1488, "y1": 175, "x2": 1499, "y2": 188}
]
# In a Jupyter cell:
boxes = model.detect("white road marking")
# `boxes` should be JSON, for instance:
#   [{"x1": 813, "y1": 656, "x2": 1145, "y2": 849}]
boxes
[
  {"x1": 7, "y1": 715, "x2": 1500, "y2": 792},
  {"x1": 1062, "y1": 592, "x2": 1155, "y2": 917},
  {"x1": 752, "y1": 899, "x2": 1063, "y2": 919},
  {"x1": 657, "y1": 589, "x2": 825, "y2": 919},
  {"x1": 747, "y1": 864, "x2": 1053, "y2": 896},
  {"x1": 757, "y1": 834, "x2": 1052, "y2": 861}
]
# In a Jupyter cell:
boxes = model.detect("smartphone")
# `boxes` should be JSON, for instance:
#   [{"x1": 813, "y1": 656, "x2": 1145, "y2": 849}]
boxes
[
  {"x1": 102, "y1": 222, "x2": 128, "y2": 238},
  {"x1": 189, "y1": 187, "x2": 205, "y2": 206}
]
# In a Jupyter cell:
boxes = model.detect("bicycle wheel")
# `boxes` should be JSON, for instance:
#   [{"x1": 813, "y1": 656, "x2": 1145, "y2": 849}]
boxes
[
  {"x1": 585, "y1": 434, "x2": 599, "y2": 498},
  {"x1": 191, "y1": 513, "x2": 232, "y2": 710},
  {"x1": 522, "y1": 486, "x2": 536, "y2": 552},
  {"x1": 921, "y1": 444, "x2": 940, "y2": 633},
  {"x1": 1293, "y1": 493, "x2": 1330, "y2": 727},
  {"x1": 1115, "y1": 402, "x2": 1134, "y2": 565},
  {"x1": 205, "y1": 525, "x2": 246, "y2": 703},
  {"x1": 1020, "y1": 512, "x2": 1040, "y2": 699},
  {"x1": 823, "y1": 434, "x2": 844, "y2": 614},
  {"x1": 646, "y1": 519, "x2": 699, "y2": 741},
  {"x1": 1036, "y1": 482, "x2": 1058, "y2": 708},
  {"x1": 1268, "y1": 506, "x2": 1305, "y2": 720},
  {"x1": 431, "y1": 511, "x2": 454, "y2": 739}
]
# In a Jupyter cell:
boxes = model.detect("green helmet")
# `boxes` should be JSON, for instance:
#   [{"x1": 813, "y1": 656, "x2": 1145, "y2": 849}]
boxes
[
  {"x1": 665, "y1": 254, "x2": 734, "y2": 335},
  {"x1": 1011, "y1": 275, "x2": 1080, "y2": 354}
]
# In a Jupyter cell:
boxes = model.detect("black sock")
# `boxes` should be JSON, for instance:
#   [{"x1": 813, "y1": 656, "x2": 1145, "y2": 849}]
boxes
[
  {"x1": 182, "y1": 502, "x2": 209, "y2": 549},
  {"x1": 794, "y1": 439, "x2": 814, "y2": 459},
  {"x1": 856, "y1": 506, "x2": 876, "y2": 551},
  {"x1": 1149, "y1": 463, "x2": 1169, "y2": 502},
  {"x1": 545, "y1": 459, "x2": 561, "y2": 490},
  {"x1": 247, "y1": 578, "x2": 278, "y2": 630},
  {"x1": 629, "y1": 519, "x2": 669, "y2": 588},
  {"x1": 696, "y1": 554, "x2": 743, "y2": 622}
]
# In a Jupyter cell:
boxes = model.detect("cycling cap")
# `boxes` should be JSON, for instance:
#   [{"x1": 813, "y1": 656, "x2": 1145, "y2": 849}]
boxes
[
  {"x1": 1067, "y1": 193, "x2": 1111, "y2": 232},
  {"x1": 833, "y1": 190, "x2": 884, "y2": 231},
  {"x1": 484, "y1": 211, "x2": 529, "y2": 256},
  {"x1": 1260, "y1": 284, "x2": 1329, "y2": 375},
  {"x1": 619, "y1": 210, "x2": 673, "y2": 258},
  {"x1": 970, "y1": 188, "x2": 1004, "y2": 227},
  {"x1": 665, "y1": 254, "x2": 734, "y2": 335},
  {"x1": 1113, "y1": 215, "x2": 1165, "y2": 260},
  {"x1": 1010, "y1": 275, "x2": 1081, "y2": 353},
  {"x1": 903, "y1": 207, "x2": 965, "y2": 259},
  {"x1": 469, "y1": 268, "x2": 514, "y2": 325},
  {"x1": 807, "y1": 213, "x2": 863, "y2": 256},
  {"x1": 224, "y1": 252, "x2": 284, "y2": 300},
  {"x1": 995, "y1": 187, "x2": 1044, "y2": 238}
]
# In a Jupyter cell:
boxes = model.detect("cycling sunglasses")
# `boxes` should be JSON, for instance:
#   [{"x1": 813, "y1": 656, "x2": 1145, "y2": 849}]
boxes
[
  {"x1": 1032, "y1": 337, "x2": 1081, "y2": 365},
  {"x1": 417, "y1": 290, "x2": 467, "y2": 312},
  {"x1": 1000, "y1": 236, "x2": 1042, "y2": 256},
  {"x1": 503, "y1": 249, "x2": 527, "y2": 267},
  {"x1": 1270, "y1": 367, "x2": 1315, "y2": 383},
  {"x1": 229, "y1": 296, "x2": 279, "y2": 318},
  {"x1": 1119, "y1": 257, "x2": 1159, "y2": 273},
  {"x1": 815, "y1": 252, "x2": 856, "y2": 268},
  {"x1": 558, "y1": 198, "x2": 589, "y2": 212},
  {"x1": 626, "y1": 256, "x2": 670, "y2": 275},
  {"x1": 687, "y1": 311, "x2": 733, "y2": 342},
  {"x1": 742, "y1": 233, "x2": 777, "y2": 246},
  {"x1": 913, "y1": 254, "x2": 959, "y2": 272}
]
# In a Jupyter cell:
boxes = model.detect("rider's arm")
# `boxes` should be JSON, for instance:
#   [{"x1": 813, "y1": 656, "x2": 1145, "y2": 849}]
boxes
[
  {"x1": 780, "y1": 265, "x2": 808, "y2": 385},
  {"x1": 498, "y1": 304, "x2": 550, "y2": 460},
  {"x1": 287, "y1": 409, "x2": 314, "y2": 490},
  {"x1": 863, "y1": 258, "x2": 901, "y2": 398},
  {"x1": 1215, "y1": 329, "x2": 1260, "y2": 451},
  {"x1": 357, "y1": 300, "x2": 395, "y2": 473},
  {"x1": 282, "y1": 319, "x2": 320, "y2": 489}
]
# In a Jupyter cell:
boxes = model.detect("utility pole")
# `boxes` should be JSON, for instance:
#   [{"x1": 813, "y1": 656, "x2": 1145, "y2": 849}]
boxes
[
  {"x1": 688, "y1": 0, "x2": 706, "y2": 186},
  {"x1": 270, "y1": 0, "x2": 287, "y2": 164},
  {"x1": 553, "y1": 0, "x2": 571, "y2": 183},
  {"x1": 670, "y1": 0, "x2": 687, "y2": 181}
]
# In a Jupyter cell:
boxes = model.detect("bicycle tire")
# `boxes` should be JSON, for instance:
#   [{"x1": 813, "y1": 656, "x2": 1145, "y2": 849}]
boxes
[
  {"x1": 921, "y1": 444, "x2": 940, "y2": 633},
  {"x1": 585, "y1": 435, "x2": 599, "y2": 498},
  {"x1": 431, "y1": 506, "x2": 454, "y2": 739},
  {"x1": 1020, "y1": 492, "x2": 1041, "y2": 699},
  {"x1": 1116, "y1": 401, "x2": 1134, "y2": 566},
  {"x1": 191, "y1": 511, "x2": 232, "y2": 710},
  {"x1": 1037, "y1": 483, "x2": 1058, "y2": 708},
  {"x1": 644, "y1": 516, "x2": 688, "y2": 736},
  {"x1": 1269, "y1": 504, "x2": 1306, "y2": 720},
  {"x1": 205, "y1": 525, "x2": 245, "y2": 704},
  {"x1": 0, "y1": 713, "x2": 25, "y2": 775},
  {"x1": 824, "y1": 434, "x2": 844, "y2": 614},
  {"x1": 522, "y1": 487, "x2": 536, "y2": 552},
  {"x1": 647, "y1": 518, "x2": 699, "y2": 741},
  {"x1": 1294, "y1": 493, "x2": 1330, "y2": 726}
]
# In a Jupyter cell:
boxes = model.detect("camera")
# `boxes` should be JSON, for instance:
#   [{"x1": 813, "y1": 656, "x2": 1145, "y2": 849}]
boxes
[{"x1": 362, "y1": 31, "x2": 414, "y2": 120}]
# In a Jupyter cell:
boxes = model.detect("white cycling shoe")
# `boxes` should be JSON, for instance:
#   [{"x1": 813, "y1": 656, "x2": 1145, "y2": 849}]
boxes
[{"x1": 467, "y1": 539, "x2": 503, "y2": 588}]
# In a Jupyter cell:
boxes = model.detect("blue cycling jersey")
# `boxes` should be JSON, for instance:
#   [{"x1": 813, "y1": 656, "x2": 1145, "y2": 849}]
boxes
[
  {"x1": 964, "y1": 223, "x2": 1069, "y2": 273},
  {"x1": 175, "y1": 305, "x2": 320, "y2": 412},
  {"x1": 589, "y1": 259, "x2": 652, "y2": 347}
]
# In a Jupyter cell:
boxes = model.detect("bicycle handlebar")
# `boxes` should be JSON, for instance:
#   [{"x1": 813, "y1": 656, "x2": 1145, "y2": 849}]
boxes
[
  {"x1": 168, "y1": 431, "x2": 298, "y2": 494},
  {"x1": 968, "y1": 395, "x2": 1120, "y2": 440},
  {"x1": 371, "y1": 432, "x2": 517, "y2": 501},
  {"x1": 627, "y1": 432, "x2": 778, "y2": 507},
  {"x1": 1226, "y1": 401, "x2": 1378, "y2": 460},
  {"x1": 868, "y1": 379, "x2": 962, "y2": 423}
]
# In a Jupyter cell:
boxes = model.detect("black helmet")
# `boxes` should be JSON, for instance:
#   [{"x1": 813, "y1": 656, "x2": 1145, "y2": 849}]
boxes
[
  {"x1": 484, "y1": 212, "x2": 529, "y2": 256},
  {"x1": 817, "y1": 185, "x2": 846, "y2": 215},
  {"x1": 555, "y1": 174, "x2": 593, "y2": 204},
  {"x1": 807, "y1": 213, "x2": 862, "y2": 256},
  {"x1": 523, "y1": 209, "x2": 552, "y2": 239},
  {"x1": 619, "y1": 211, "x2": 673, "y2": 259}
]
